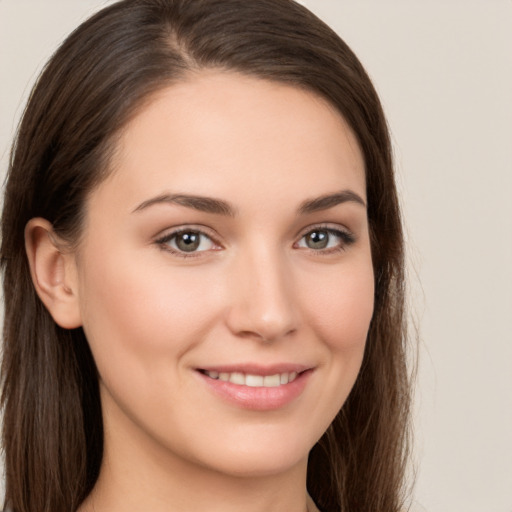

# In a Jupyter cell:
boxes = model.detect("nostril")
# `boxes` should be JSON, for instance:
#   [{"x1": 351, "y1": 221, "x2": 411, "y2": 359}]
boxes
[{"x1": 236, "y1": 325, "x2": 297, "y2": 344}]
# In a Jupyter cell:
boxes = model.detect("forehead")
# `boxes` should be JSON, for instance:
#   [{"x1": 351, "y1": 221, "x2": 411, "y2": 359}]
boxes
[{"x1": 98, "y1": 71, "x2": 366, "y2": 211}]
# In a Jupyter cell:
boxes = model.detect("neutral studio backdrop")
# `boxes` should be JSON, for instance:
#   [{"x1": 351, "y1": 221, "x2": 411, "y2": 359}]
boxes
[{"x1": 1, "y1": 1, "x2": 511, "y2": 511}]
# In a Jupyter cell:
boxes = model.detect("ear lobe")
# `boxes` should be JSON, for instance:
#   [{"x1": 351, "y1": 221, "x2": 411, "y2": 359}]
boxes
[{"x1": 25, "y1": 218, "x2": 82, "y2": 329}]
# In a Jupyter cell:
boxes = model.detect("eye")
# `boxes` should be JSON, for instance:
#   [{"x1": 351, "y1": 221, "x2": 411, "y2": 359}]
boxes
[
  {"x1": 156, "y1": 229, "x2": 218, "y2": 255},
  {"x1": 295, "y1": 227, "x2": 354, "y2": 252}
]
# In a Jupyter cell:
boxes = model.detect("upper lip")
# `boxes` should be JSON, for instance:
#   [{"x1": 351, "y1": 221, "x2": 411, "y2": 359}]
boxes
[{"x1": 197, "y1": 363, "x2": 313, "y2": 376}]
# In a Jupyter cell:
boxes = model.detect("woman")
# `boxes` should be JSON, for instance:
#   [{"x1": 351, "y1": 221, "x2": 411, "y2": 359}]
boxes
[{"x1": 1, "y1": 1, "x2": 411, "y2": 511}]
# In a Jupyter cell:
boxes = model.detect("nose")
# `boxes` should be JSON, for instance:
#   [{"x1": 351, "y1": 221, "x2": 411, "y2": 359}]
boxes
[{"x1": 224, "y1": 246, "x2": 299, "y2": 343}]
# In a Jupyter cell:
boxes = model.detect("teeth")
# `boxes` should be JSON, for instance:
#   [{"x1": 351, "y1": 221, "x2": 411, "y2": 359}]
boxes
[
  {"x1": 263, "y1": 374, "x2": 281, "y2": 387},
  {"x1": 229, "y1": 372, "x2": 245, "y2": 385},
  {"x1": 204, "y1": 370, "x2": 300, "y2": 387},
  {"x1": 246, "y1": 374, "x2": 264, "y2": 387}
]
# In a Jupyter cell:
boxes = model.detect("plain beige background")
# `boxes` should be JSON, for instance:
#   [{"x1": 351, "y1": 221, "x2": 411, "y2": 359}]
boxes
[{"x1": 1, "y1": 1, "x2": 511, "y2": 511}]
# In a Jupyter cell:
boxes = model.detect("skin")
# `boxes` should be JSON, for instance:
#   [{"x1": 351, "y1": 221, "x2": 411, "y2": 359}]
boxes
[{"x1": 28, "y1": 71, "x2": 374, "y2": 512}]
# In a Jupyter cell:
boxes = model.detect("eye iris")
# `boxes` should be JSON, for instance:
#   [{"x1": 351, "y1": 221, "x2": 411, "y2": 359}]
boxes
[
  {"x1": 176, "y1": 232, "x2": 200, "y2": 252},
  {"x1": 306, "y1": 230, "x2": 329, "y2": 249}
]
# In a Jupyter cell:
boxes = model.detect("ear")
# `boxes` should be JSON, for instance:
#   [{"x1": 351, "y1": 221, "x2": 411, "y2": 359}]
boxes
[{"x1": 25, "y1": 218, "x2": 82, "y2": 329}]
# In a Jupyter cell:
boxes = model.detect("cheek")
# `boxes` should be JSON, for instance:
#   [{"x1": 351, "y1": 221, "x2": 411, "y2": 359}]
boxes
[
  {"x1": 292, "y1": 257, "x2": 374, "y2": 439},
  {"x1": 76, "y1": 248, "x2": 222, "y2": 379},
  {"x1": 302, "y1": 260, "x2": 375, "y2": 353}
]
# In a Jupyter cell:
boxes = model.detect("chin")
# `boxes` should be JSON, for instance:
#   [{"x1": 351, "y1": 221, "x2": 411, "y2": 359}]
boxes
[
  {"x1": 204, "y1": 448, "x2": 308, "y2": 479},
  {"x1": 182, "y1": 425, "x2": 319, "y2": 479}
]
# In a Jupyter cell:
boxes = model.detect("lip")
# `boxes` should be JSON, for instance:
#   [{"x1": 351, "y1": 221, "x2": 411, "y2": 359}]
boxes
[{"x1": 196, "y1": 363, "x2": 314, "y2": 411}]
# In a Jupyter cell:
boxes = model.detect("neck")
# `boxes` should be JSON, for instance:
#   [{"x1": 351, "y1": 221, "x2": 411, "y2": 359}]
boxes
[
  {"x1": 78, "y1": 410, "x2": 311, "y2": 512},
  {"x1": 80, "y1": 459, "x2": 310, "y2": 512}
]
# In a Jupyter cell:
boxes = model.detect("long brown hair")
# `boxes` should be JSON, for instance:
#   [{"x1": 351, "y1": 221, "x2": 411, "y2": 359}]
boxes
[{"x1": 1, "y1": 1, "x2": 412, "y2": 511}]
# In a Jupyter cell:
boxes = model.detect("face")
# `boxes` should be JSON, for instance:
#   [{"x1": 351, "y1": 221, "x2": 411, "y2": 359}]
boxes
[{"x1": 72, "y1": 71, "x2": 374, "y2": 479}]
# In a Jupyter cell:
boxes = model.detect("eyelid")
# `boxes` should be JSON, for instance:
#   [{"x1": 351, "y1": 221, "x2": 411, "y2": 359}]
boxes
[{"x1": 295, "y1": 222, "x2": 354, "y2": 239}]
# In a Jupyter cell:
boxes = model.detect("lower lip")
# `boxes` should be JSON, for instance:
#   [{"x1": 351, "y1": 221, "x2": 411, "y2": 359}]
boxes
[{"x1": 198, "y1": 370, "x2": 312, "y2": 411}]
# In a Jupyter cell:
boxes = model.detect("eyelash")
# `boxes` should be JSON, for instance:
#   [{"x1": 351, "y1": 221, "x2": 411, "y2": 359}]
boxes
[{"x1": 155, "y1": 225, "x2": 356, "y2": 259}]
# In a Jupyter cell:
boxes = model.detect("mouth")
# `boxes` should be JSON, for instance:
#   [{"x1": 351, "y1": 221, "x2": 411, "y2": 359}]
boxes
[{"x1": 196, "y1": 365, "x2": 313, "y2": 410}]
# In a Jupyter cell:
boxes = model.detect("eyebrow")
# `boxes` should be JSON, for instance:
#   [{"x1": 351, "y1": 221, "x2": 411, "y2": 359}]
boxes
[
  {"x1": 132, "y1": 189, "x2": 366, "y2": 216},
  {"x1": 132, "y1": 193, "x2": 236, "y2": 216},
  {"x1": 298, "y1": 190, "x2": 366, "y2": 214}
]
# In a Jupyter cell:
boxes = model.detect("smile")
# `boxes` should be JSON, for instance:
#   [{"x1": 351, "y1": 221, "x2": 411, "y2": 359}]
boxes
[
  {"x1": 197, "y1": 365, "x2": 313, "y2": 410},
  {"x1": 202, "y1": 370, "x2": 299, "y2": 387}
]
